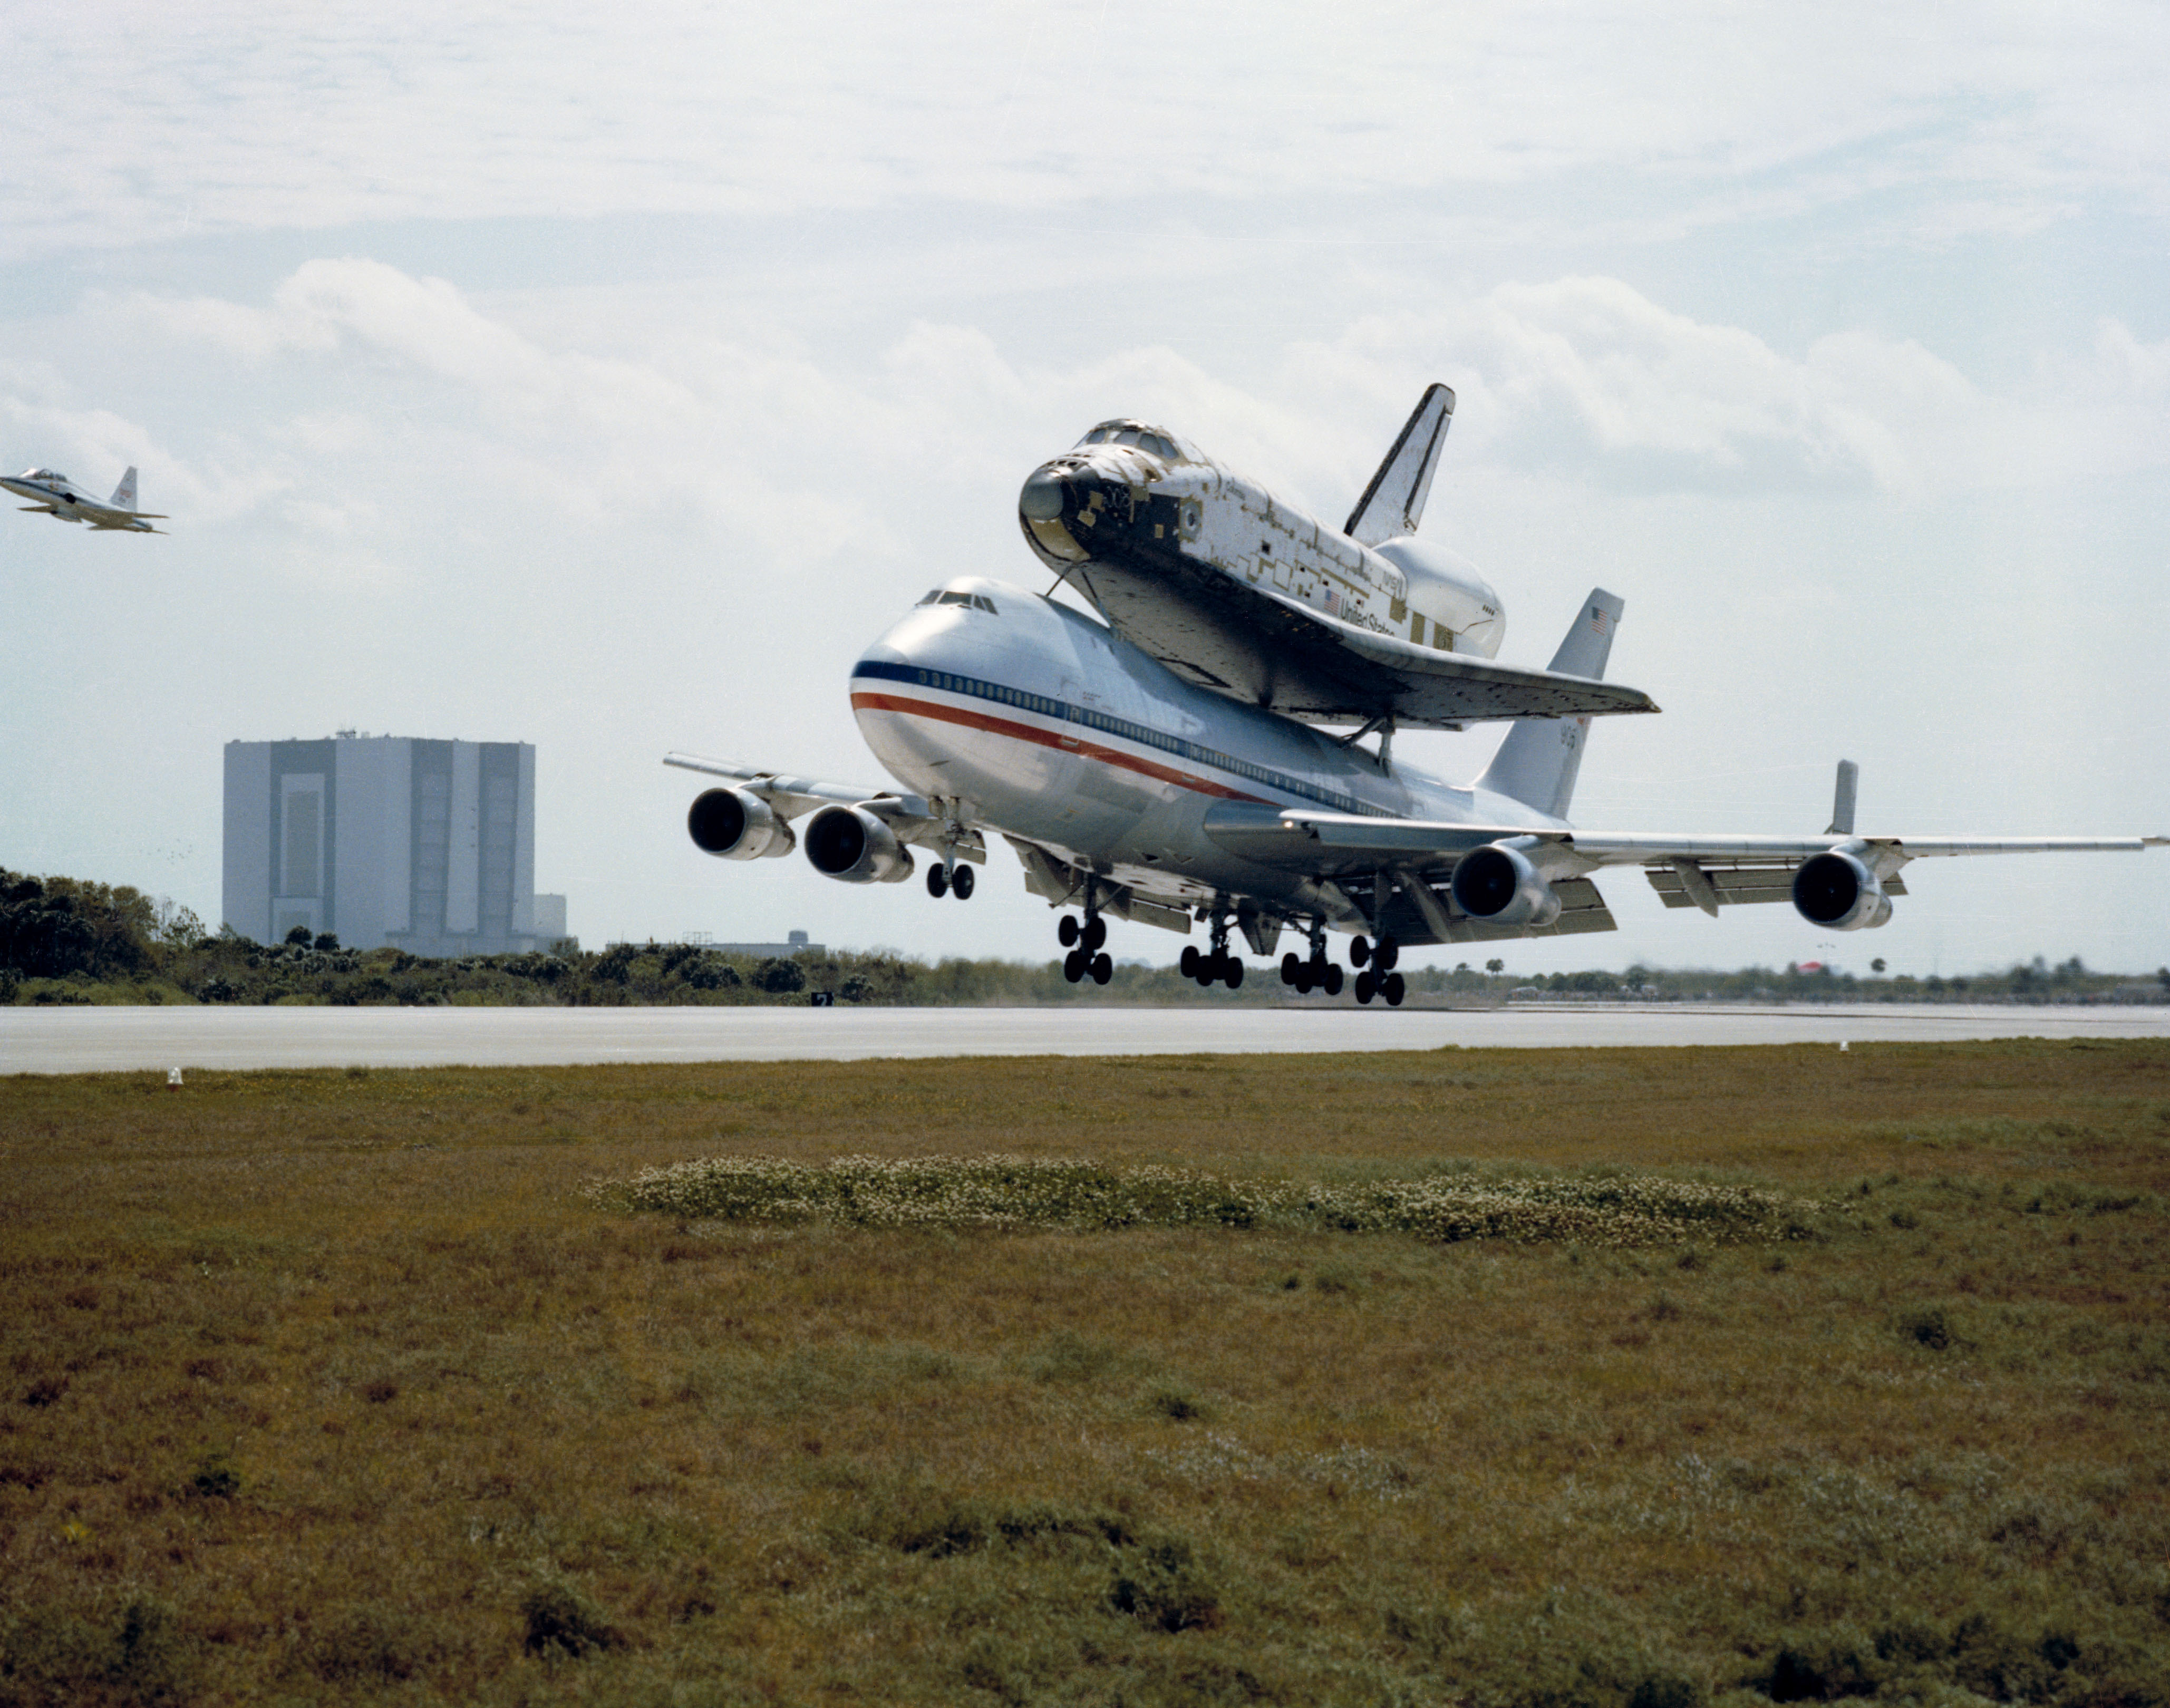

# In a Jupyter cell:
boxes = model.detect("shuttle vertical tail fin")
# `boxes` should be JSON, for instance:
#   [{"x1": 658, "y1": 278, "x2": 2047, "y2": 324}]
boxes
[
  {"x1": 1476, "y1": 589, "x2": 1624, "y2": 820},
  {"x1": 1344, "y1": 384, "x2": 1454, "y2": 546},
  {"x1": 110, "y1": 467, "x2": 138, "y2": 510}
]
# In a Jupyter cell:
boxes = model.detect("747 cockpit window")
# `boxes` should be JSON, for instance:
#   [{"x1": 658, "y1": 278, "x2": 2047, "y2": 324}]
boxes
[{"x1": 918, "y1": 588, "x2": 998, "y2": 613}]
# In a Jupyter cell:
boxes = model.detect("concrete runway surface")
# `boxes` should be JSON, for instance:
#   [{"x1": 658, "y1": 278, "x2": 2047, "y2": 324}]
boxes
[{"x1": 5, "y1": 1003, "x2": 2167, "y2": 1074}]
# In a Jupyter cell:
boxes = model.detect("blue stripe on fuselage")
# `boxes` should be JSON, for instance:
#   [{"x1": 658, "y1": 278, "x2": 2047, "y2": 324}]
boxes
[{"x1": 851, "y1": 658, "x2": 1391, "y2": 818}]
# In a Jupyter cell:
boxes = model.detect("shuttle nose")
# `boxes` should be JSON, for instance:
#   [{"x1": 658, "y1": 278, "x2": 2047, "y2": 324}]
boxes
[{"x1": 1018, "y1": 464, "x2": 1069, "y2": 521}]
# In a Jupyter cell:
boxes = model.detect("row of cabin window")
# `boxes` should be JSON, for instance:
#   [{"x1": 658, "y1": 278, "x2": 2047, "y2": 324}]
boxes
[{"x1": 911, "y1": 667, "x2": 1370, "y2": 814}]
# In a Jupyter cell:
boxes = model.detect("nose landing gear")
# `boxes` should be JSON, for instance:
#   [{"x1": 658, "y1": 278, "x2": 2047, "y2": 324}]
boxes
[{"x1": 926, "y1": 846, "x2": 975, "y2": 900}]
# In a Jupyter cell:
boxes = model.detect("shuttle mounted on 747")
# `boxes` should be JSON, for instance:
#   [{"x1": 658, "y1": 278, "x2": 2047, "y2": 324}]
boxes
[{"x1": 667, "y1": 385, "x2": 2163, "y2": 1005}]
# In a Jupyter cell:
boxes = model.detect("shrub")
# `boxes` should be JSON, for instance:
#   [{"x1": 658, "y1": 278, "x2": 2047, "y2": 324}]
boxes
[{"x1": 519, "y1": 1582, "x2": 619, "y2": 1658}]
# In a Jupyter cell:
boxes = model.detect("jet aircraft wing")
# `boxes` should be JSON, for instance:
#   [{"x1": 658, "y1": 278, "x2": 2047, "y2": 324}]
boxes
[
  {"x1": 1206, "y1": 802, "x2": 2163, "y2": 923},
  {"x1": 662, "y1": 752, "x2": 984, "y2": 860}
]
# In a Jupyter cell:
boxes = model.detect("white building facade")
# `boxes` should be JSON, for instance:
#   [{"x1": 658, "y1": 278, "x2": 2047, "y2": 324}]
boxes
[{"x1": 222, "y1": 733, "x2": 567, "y2": 955}]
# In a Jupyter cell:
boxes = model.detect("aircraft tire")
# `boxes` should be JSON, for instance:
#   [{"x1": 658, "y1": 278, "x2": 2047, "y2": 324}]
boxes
[
  {"x1": 1354, "y1": 970, "x2": 1375, "y2": 1005},
  {"x1": 1350, "y1": 935, "x2": 1371, "y2": 968},
  {"x1": 1091, "y1": 952, "x2": 1113, "y2": 986},
  {"x1": 1083, "y1": 916, "x2": 1107, "y2": 953},
  {"x1": 1179, "y1": 944, "x2": 1199, "y2": 978},
  {"x1": 1280, "y1": 952, "x2": 1300, "y2": 985},
  {"x1": 1293, "y1": 962, "x2": 1314, "y2": 994},
  {"x1": 1061, "y1": 915, "x2": 1081, "y2": 948},
  {"x1": 951, "y1": 863, "x2": 974, "y2": 900},
  {"x1": 1377, "y1": 935, "x2": 1399, "y2": 972},
  {"x1": 1324, "y1": 964, "x2": 1344, "y2": 997},
  {"x1": 926, "y1": 863, "x2": 948, "y2": 898},
  {"x1": 1224, "y1": 958, "x2": 1243, "y2": 990},
  {"x1": 1383, "y1": 972, "x2": 1406, "y2": 1006},
  {"x1": 1062, "y1": 949, "x2": 1084, "y2": 983}
]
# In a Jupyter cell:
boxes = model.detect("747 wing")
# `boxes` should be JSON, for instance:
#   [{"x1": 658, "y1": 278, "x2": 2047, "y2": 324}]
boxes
[
  {"x1": 663, "y1": 753, "x2": 984, "y2": 874},
  {"x1": 1204, "y1": 763, "x2": 2165, "y2": 941}
]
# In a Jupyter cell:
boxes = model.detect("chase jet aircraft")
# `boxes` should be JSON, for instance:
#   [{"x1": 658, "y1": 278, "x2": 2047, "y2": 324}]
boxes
[
  {"x1": 4, "y1": 467, "x2": 166, "y2": 532},
  {"x1": 670, "y1": 393, "x2": 2163, "y2": 1005}
]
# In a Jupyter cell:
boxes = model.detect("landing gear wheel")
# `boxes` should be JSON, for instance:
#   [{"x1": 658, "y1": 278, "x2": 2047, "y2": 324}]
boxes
[
  {"x1": 1179, "y1": 944, "x2": 1199, "y2": 978},
  {"x1": 1375, "y1": 934, "x2": 1400, "y2": 972},
  {"x1": 950, "y1": 862, "x2": 974, "y2": 900},
  {"x1": 1293, "y1": 960, "x2": 1314, "y2": 994},
  {"x1": 1091, "y1": 952, "x2": 1113, "y2": 986},
  {"x1": 1382, "y1": 971, "x2": 1406, "y2": 1006},
  {"x1": 1062, "y1": 949, "x2": 1085, "y2": 983},
  {"x1": 926, "y1": 862, "x2": 949, "y2": 898},
  {"x1": 1195, "y1": 953, "x2": 1219, "y2": 988},
  {"x1": 1223, "y1": 957, "x2": 1243, "y2": 990},
  {"x1": 1354, "y1": 969, "x2": 1375, "y2": 1005},
  {"x1": 1323, "y1": 963, "x2": 1344, "y2": 997},
  {"x1": 1059, "y1": 915, "x2": 1081, "y2": 948},
  {"x1": 1280, "y1": 952, "x2": 1300, "y2": 986},
  {"x1": 1350, "y1": 935, "x2": 1371, "y2": 968},
  {"x1": 1082, "y1": 916, "x2": 1107, "y2": 953}
]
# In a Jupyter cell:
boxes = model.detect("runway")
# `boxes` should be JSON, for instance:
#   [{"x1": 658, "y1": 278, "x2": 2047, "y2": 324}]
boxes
[{"x1": 5, "y1": 1002, "x2": 2167, "y2": 1074}]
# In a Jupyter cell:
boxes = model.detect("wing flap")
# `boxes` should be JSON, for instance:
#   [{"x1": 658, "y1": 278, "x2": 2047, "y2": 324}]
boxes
[{"x1": 1647, "y1": 861, "x2": 1911, "y2": 909}]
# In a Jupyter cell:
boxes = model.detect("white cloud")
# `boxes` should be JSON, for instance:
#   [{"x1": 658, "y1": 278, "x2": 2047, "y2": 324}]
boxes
[{"x1": 7, "y1": 2, "x2": 2168, "y2": 264}]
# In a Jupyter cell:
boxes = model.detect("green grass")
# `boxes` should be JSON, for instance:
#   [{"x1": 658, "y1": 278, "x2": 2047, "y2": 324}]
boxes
[{"x1": 1, "y1": 1041, "x2": 2166, "y2": 1704}]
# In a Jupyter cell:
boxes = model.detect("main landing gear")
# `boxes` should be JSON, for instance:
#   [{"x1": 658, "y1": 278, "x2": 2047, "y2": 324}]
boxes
[
  {"x1": 1179, "y1": 914, "x2": 1244, "y2": 989},
  {"x1": 1278, "y1": 918, "x2": 1344, "y2": 996},
  {"x1": 926, "y1": 858, "x2": 975, "y2": 900},
  {"x1": 1059, "y1": 907, "x2": 1111, "y2": 985},
  {"x1": 1348, "y1": 931, "x2": 1406, "y2": 1007}
]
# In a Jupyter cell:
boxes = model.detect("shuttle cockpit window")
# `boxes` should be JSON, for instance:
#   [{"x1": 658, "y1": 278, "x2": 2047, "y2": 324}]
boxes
[{"x1": 1076, "y1": 423, "x2": 1179, "y2": 460}]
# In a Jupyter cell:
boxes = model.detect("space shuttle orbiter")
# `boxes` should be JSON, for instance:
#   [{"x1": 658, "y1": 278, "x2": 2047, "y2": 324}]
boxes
[{"x1": 1015, "y1": 385, "x2": 1654, "y2": 730}]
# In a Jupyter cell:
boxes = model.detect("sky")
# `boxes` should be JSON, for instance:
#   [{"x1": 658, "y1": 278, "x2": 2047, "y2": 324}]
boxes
[{"x1": 4, "y1": 1, "x2": 2167, "y2": 979}]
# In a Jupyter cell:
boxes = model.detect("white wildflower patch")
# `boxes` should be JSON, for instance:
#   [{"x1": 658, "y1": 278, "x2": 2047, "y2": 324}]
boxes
[{"x1": 588, "y1": 1155, "x2": 1824, "y2": 1247}]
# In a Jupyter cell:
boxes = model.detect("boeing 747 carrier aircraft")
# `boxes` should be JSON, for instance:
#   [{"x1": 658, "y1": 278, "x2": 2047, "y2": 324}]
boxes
[{"x1": 669, "y1": 396, "x2": 2163, "y2": 1004}]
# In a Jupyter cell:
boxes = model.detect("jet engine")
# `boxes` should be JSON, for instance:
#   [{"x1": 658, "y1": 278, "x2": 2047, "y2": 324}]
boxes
[
  {"x1": 1449, "y1": 843, "x2": 1562, "y2": 928},
  {"x1": 1791, "y1": 849, "x2": 1893, "y2": 931},
  {"x1": 803, "y1": 804, "x2": 915, "y2": 884},
  {"x1": 687, "y1": 788, "x2": 794, "y2": 860}
]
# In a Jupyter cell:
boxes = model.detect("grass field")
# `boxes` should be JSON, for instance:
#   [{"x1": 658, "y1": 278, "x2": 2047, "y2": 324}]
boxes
[{"x1": 3, "y1": 1041, "x2": 2167, "y2": 1706}]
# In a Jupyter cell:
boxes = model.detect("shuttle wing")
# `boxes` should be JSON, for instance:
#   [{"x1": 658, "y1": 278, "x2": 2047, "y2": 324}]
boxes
[{"x1": 1081, "y1": 556, "x2": 1657, "y2": 727}]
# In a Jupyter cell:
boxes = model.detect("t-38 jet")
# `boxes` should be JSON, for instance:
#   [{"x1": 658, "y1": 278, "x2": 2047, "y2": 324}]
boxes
[
  {"x1": 3, "y1": 466, "x2": 166, "y2": 532},
  {"x1": 669, "y1": 393, "x2": 2162, "y2": 1004}
]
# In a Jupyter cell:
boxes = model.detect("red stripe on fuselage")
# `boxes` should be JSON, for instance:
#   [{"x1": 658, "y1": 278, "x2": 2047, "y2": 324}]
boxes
[{"x1": 849, "y1": 691, "x2": 1272, "y2": 804}]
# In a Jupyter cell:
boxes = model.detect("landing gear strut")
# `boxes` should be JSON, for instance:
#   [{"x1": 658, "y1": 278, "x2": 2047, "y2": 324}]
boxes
[
  {"x1": 926, "y1": 853, "x2": 975, "y2": 900},
  {"x1": 1060, "y1": 888, "x2": 1111, "y2": 986},
  {"x1": 1278, "y1": 917, "x2": 1343, "y2": 996},
  {"x1": 1179, "y1": 911, "x2": 1244, "y2": 990},
  {"x1": 1349, "y1": 918, "x2": 1405, "y2": 1007}
]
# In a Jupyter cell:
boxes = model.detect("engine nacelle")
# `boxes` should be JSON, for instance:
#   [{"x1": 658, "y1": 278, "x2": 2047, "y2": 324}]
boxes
[
  {"x1": 1449, "y1": 843, "x2": 1563, "y2": 928},
  {"x1": 1792, "y1": 849, "x2": 1893, "y2": 931},
  {"x1": 687, "y1": 788, "x2": 794, "y2": 859},
  {"x1": 802, "y1": 804, "x2": 915, "y2": 884}
]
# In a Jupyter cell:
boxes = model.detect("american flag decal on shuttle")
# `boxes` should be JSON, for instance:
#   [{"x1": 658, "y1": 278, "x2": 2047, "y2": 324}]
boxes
[{"x1": 1590, "y1": 605, "x2": 1612, "y2": 635}]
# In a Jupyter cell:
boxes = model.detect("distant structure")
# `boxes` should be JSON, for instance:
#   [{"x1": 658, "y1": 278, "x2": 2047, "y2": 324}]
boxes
[
  {"x1": 614, "y1": 929, "x2": 824, "y2": 956},
  {"x1": 710, "y1": 928, "x2": 822, "y2": 957},
  {"x1": 222, "y1": 732, "x2": 569, "y2": 955}
]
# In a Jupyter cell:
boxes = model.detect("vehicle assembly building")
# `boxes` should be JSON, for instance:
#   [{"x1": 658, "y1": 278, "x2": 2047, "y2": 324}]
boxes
[{"x1": 222, "y1": 733, "x2": 568, "y2": 955}]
